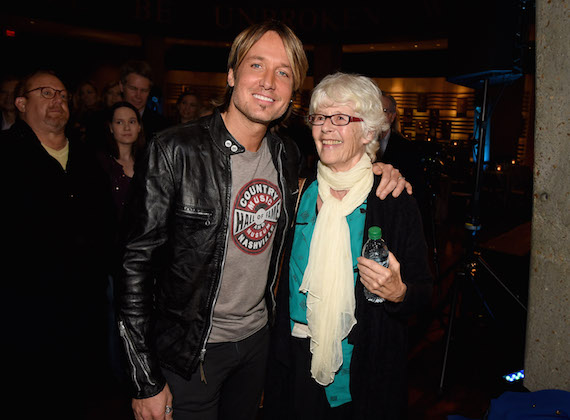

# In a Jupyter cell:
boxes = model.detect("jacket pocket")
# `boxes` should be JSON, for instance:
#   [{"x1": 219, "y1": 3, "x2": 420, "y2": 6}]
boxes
[
  {"x1": 175, "y1": 205, "x2": 213, "y2": 227},
  {"x1": 173, "y1": 205, "x2": 215, "y2": 250}
]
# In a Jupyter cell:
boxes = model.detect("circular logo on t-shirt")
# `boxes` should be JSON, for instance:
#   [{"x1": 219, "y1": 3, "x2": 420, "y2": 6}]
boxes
[{"x1": 232, "y1": 179, "x2": 282, "y2": 255}]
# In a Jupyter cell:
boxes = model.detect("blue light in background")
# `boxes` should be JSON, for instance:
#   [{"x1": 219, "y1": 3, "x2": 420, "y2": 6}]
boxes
[
  {"x1": 503, "y1": 369, "x2": 525, "y2": 382},
  {"x1": 472, "y1": 106, "x2": 491, "y2": 165}
]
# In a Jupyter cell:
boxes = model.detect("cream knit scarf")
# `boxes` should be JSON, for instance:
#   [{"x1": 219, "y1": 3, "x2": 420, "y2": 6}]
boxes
[{"x1": 299, "y1": 153, "x2": 373, "y2": 386}]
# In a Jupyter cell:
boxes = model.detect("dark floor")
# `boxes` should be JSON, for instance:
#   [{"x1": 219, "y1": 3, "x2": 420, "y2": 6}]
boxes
[
  {"x1": 90, "y1": 185, "x2": 533, "y2": 420},
  {"x1": 403, "y1": 188, "x2": 531, "y2": 420}
]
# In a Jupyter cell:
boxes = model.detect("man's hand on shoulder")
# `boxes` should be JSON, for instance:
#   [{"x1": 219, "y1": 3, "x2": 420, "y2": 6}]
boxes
[{"x1": 372, "y1": 162, "x2": 413, "y2": 199}]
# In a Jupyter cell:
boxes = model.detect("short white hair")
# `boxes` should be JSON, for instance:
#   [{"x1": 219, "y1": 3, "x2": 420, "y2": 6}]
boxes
[{"x1": 309, "y1": 72, "x2": 390, "y2": 161}]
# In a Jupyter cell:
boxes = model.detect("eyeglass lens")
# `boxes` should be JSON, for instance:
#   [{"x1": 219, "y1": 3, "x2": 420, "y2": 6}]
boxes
[
  {"x1": 309, "y1": 114, "x2": 355, "y2": 126},
  {"x1": 26, "y1": 87, "x2": 68, "y2": 101},
  {"x1": 41, "y1": 87, "x2": 68, "y2": 100}
]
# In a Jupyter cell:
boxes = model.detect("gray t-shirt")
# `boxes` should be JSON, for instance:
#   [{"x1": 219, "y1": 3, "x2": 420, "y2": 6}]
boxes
[{"x1": 208, "y1": 138, "x2": 281, "y2": 342}]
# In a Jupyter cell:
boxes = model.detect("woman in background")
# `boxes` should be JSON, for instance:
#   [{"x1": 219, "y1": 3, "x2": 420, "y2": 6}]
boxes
[
  {"x1": 102, "y1": 80, "x2": 122, "y2": 108},
  {"x1": 70, "y1": 80, "x2": 102, "y2": 143},
  {"x1": 97, "y1": 100, "x2": 146, "y2": 385},
  {"x1": 98, "y1": 100, "x2": 145, "y2": 223},
  {"x1": 176, "y1": 90, "x2": 201, "y2": 124}
]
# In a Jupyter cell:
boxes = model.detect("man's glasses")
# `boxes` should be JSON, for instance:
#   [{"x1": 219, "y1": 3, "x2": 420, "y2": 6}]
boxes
[
  {"x1": 307, "y1": 114, "x2": 364, "y2": 126},
  {"x1": 25, "y1": 87, "x2": 69, "y2": 101}
]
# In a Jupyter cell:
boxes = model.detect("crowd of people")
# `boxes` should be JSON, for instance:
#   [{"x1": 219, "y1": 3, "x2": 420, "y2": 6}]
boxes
[{"x1": 1, "y1": 19, "x2": 431, "y2": 420}]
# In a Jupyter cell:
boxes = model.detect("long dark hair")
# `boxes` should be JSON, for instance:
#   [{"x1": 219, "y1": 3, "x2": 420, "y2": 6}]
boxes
[{"x1": 106, "y1": 101, "x2": 146, "y2": 159}]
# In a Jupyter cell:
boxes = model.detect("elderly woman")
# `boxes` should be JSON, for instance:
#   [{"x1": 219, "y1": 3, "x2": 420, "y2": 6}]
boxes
[{"x1": 265, "y1": 73, "x2": 433, "y2": 420}]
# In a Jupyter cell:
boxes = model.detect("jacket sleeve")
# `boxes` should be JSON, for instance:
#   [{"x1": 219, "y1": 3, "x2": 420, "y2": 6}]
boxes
[
  {"x1": 382, "y1": 193, "x2": 433, "y2": 318},
  {"x1": 116, "y1": 136, "x2": 175, "y2": 399}
]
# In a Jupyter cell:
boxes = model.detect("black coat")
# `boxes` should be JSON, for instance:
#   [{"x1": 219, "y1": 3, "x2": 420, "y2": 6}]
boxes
[
  {"x1": 265, "y1": 174, "x2": 433, "y2": 420},
  {"x1": 142, "y1": 106, "x2": 169, "y2": 141},
  {"x1": 1, "y1": 119, "x2": 115, "y2": 413},
  {"x1": 1, "y1": 119, "x2": 114, "y2": 299},
  {"x1": 379, "y1": 130, "x2": 426, "y2": 209}
]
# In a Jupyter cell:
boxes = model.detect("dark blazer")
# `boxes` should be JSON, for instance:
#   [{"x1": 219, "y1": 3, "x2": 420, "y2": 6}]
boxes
[
  {"x1": 1, "y1": 119, "x2": 115, "y2": 289},
  {"x1": 142, "y1": 106, "x2": 169, "y2": 141},
  {"x1": 379, "y1": 130, "x2": 426, "y2": 208},
  {"x1": 1, "y1": 119, "x2": 115, "y2": 412},
  {"x1": 265, "y1": 173, "x2": 433, "y2": 420}
]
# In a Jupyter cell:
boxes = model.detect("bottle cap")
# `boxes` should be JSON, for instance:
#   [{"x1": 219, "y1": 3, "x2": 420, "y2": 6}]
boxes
[{"x1": 368, "y1": 226, "x2": 382, "y2": 240}]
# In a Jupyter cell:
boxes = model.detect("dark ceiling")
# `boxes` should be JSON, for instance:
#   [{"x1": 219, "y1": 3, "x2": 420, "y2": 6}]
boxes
[
  {"x1": 3, "y1": 1, "x2": 450, "y2": 44},
  {"x1": 1, "y1": 1, "x2": 535, "y2": 85}
]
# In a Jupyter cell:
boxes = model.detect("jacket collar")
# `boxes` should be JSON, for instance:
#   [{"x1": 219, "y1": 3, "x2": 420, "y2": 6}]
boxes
[
  {"x1": 207, "y1": 108, "x2": 246, "y2": 156},
  {"x1": 207, "y1": 108, "x2": 285, "y2": 157},
  {"x1": 10, "y1": 118, "x2": 36, "y2": 140}
]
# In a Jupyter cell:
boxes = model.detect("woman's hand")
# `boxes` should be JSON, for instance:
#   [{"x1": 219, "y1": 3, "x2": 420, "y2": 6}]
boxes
[
  {"x1": 357, "y1": 252, "x2": 407, "y2": 303},
  {"x1": 372, "y1": 162, "x2": 413, "y2": 199}
]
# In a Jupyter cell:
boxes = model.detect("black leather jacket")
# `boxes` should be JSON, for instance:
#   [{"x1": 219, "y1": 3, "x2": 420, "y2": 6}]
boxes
[{"x1": 117, "y1": 109, "x2": 300, "y2": 399}]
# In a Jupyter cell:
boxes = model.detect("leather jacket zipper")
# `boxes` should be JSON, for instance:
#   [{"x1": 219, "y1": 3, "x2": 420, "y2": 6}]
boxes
[
  {"x1": 199, "y1": 348, "x2": 208, "y2": 383},
  {"x1": 181, "y1": 207, "x2": 213, "y2": 225},
  {"x1": 268, "y1": 142, "x2": 289, "y2": 312},
  {"x1": 196, "y1": 140, "x2": 288, "y2": 381},
  {"x1": 197, "y1": 158, "x2": 232, "y2": 383},
  {"x1": 118, "y1": 319, "x2": 157, "y2": 393}
]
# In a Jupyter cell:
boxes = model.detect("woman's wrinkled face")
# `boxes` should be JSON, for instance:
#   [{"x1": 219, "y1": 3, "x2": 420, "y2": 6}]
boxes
[
  {"x1": 312, "y1": 102, "x2": 372, "y2": 172},
  {"x1": 110, "y1": 106, "x2": 141, "y2": 145}
]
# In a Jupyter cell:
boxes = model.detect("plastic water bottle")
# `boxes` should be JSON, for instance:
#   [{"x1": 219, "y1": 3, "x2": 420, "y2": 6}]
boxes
[{"x1": 362, "y1": 226, "x2": 389, "y2": 303}]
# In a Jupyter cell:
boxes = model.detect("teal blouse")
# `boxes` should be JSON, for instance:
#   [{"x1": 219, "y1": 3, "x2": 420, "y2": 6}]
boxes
[{"x1": 289, "y1": 180, "x2": 366, "y2": 407}]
